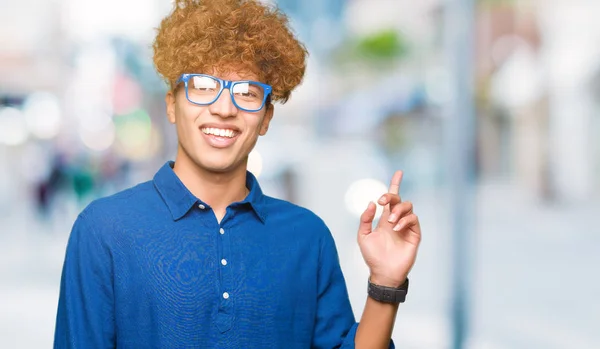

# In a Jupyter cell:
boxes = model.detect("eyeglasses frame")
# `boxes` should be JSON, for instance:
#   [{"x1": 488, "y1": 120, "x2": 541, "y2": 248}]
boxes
[{"x1": 176, "y1": 73, "x2": 273, "y2": 113}]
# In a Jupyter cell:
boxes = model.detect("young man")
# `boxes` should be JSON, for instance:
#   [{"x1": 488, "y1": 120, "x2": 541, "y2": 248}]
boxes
[{"x1": 54, "y1": 0, "x2": 422, "y2": 348}]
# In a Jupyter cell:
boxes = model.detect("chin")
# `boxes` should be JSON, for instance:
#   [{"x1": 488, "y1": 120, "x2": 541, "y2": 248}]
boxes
[
  {"x1": 179, "y1": 142, "x2": 246, "y2": 175},
  {"x1": 195, "y1": 157, "x2": 241, "y2": 174}
]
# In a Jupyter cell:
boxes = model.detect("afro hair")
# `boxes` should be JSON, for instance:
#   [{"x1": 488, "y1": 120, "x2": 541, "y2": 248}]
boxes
[{"x1": 153, "y1": 0, "x2": 308, "y2": 103}]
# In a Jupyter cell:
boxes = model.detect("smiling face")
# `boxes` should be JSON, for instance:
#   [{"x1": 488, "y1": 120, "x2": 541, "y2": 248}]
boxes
[{"x1": 166, "y1": 70, "x2": 274, "y2": 176}]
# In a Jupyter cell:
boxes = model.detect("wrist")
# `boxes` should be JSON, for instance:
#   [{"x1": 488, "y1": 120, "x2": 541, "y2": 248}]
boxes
[
  {"x1": 369, "y1": 275, "x2": 407, "y2": 288},
  {"x1": 367, "y1": 277, "x2": 410, "y2": 304}
]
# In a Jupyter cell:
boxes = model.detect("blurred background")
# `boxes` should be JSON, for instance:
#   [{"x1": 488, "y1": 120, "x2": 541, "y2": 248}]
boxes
[{"x1": 1, "y1": 0, "x2": 599, "y2": 348}]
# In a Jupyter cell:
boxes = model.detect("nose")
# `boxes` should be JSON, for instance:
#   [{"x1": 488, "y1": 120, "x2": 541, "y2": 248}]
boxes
[{"x1": 208, "y1": 89, "x2": 237, "y2": 118}]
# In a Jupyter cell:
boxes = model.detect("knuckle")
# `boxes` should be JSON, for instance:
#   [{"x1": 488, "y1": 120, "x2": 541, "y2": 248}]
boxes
[{"x1": 398, "y1": 203, "x2": 410, "y2": 215}]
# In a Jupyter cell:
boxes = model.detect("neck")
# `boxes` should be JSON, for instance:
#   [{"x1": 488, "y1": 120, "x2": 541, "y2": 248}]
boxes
[{"x1": 172, "y1": 150, "x2": 248, "y2": 221}]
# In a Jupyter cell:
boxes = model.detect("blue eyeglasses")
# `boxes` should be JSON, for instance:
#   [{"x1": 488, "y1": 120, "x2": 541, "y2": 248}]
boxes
[{"x1": 176, "y1": 74, "x2": 272, "y2": 112}]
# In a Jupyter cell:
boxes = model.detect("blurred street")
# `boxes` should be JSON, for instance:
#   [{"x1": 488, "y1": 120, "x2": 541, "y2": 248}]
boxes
[
  {"x1": 1, "y1": 179, "x2": 598, "y2": 349},
  {"x1": 2, "y1": 0, "x2": 600, "y2": 347}
]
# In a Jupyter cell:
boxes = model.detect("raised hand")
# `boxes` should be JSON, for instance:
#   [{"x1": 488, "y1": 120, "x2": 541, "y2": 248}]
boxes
[{"x1": 357, "y1": 170, "x2": 421, "y2": 288}]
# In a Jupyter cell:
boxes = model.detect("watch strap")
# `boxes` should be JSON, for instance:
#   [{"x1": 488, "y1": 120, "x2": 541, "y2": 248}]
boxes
[{"x1": 367, "y1": 278, "x2": 409, "y2": 304}]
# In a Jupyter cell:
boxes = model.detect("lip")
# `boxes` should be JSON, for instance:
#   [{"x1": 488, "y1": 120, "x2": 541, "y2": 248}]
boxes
[{"x1": 199, "y1": 124, "x2": 241, "y2": 149}]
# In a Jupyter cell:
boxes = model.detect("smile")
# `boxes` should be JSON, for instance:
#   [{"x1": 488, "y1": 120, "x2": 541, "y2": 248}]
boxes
[{"x1": 201, "y1": 127, "x2": 238, "y2": 138}]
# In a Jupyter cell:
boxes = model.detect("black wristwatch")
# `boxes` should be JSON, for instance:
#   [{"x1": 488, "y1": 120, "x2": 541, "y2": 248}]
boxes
[{"x1": 367, "y1": 278, "x2": 409, "y2": 304}]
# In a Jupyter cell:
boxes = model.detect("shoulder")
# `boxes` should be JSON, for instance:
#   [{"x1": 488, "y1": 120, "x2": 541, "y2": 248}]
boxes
[
  {"x1": 261, "y1": 195, "x2": 332, "y2": 238},
  {"x1": 76, "y1": 180, "x2": 157, "y2": 230}
]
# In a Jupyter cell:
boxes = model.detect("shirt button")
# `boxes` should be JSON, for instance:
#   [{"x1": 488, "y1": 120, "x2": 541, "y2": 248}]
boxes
[
  {"x1": 221, "y1": 259, "x2": 227, "y2": 266},
  {"x1": 223, "y1": 292, "x2": 230, "y2": 299},
  {"x1": 198, "y1": 204, "x2": 206, "y2": 210},
  {"x1": 219, "y1": 228, "x2": 225, "y2": 235}
]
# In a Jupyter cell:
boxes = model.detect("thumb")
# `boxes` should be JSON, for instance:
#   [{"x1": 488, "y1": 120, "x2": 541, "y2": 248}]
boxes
[{"x1": 358, "y1": 201, "x2": 376, "y2": 237}]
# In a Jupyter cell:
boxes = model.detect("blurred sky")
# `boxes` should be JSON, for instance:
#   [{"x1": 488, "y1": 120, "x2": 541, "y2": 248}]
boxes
[{"x1": 1, "y1": 0, "x2": 599, "y2": 348}]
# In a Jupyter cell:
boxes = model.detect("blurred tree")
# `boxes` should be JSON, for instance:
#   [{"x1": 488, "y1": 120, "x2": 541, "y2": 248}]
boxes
[
  {"x1": 356, "y1": 29, "x2": 408, "y2": 61},
  {"x1": 334, "y1": 29, "x2": 409, "y2": 67}
]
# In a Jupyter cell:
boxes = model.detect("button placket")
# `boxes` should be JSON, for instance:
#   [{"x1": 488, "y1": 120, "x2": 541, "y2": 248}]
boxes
[
  {"x1": 219, "y1": 226, "x2": 232, "y2": 298},
  {"x1": 215, "y1": 224, "x2": 234, "y2": 332}
]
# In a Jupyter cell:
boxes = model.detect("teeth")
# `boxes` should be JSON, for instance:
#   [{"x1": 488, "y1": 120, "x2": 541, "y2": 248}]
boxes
[{"x1": 202, "y1": 127, "x2": 236, "y2": 138}]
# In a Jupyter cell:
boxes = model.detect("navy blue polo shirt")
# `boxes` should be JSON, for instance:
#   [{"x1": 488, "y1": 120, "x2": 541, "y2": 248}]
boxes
[{"x1": 54, "y1": 161, "x2": 367, "y2": 348}]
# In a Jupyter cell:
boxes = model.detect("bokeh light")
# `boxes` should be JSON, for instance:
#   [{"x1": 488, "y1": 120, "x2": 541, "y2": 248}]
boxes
[
  {"x1": 80, "y1": 121, "x2": 116, "y2": 151},
  {"x1": 0, "y1": 107, "x2": 29, "y2": 146},
  {"x1": 344, "y1": 178, "x2": 388, "y2": 218},
  {"x1": 114, "y1": 108, "x2": 156, "y2": 160},
  {"x1": 22, "y1": 92, "x2": 63, "y2": 140}
]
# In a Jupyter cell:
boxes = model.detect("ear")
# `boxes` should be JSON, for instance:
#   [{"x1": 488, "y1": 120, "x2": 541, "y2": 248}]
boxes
[
  {"x1": 165, "y1": 90, "x2": 177, "y2": 124},
  {"x1": 259, "y1": 104, "x2": 274, "y2": 136}
]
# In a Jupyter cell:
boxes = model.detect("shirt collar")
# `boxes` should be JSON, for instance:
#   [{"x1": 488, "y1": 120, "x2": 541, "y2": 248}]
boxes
[{"x1": 153, "y1": 161, "x2": 268, "y2": 223}]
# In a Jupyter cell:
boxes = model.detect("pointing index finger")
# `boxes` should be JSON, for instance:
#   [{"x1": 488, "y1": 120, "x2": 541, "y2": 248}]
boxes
[{"x1": 388, "y1": 170, "x2": 403, "y2": 195}]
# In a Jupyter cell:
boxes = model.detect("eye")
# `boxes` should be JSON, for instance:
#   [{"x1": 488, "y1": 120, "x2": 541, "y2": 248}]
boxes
[
  {"x1": 239, "y1": 91, "x2": 257, "y2": 97},
  {"x1": 233, "y1": 83, "x2": 262, "y2": 99}
]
